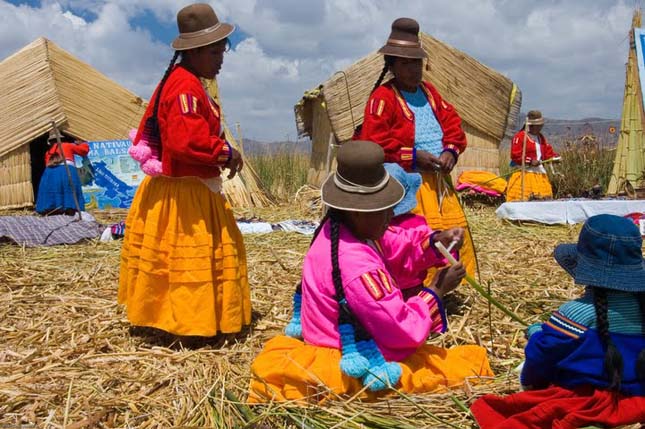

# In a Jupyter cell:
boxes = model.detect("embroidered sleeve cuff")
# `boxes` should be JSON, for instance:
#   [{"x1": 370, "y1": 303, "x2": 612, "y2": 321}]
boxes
[
  {"x1": 526, "y1": 323, "x2": 543, "y2": 339},
  {"x1": 217, "y1": 141, "x2": 232, "y2": 165},
  {"x1": 442, "y1": 147, "x2": 459, "y2": 161},
  {"x1": 425, "y1": 231, "x2": 445, "y2": 261},
  {"x1": 443, "y1": 143, "x2": 462, "y2": 155},
  {"x1": 412, "y1": 146, "x2": 417, "y2": 170},
  {"x1": 418, "y1": 287, "x2": 447, "y2": 333}
]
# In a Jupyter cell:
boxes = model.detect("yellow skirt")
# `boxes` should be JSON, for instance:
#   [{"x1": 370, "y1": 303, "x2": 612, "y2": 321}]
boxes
[
  {"x1": 411, "y1": 172, "x2": 477, "y2": 281},
  {"x1": 458, "y1": 170, "x2": 508, "y2": 195},
  {"x1": 506, "y1": 171, "x2": 553, "y2": 202},
  {"x1": 248, "y1": 336, "x2": 493, "y2": 403},
  {"x1": 118, "y1": 176, "x2": 251, "y2": 336}
]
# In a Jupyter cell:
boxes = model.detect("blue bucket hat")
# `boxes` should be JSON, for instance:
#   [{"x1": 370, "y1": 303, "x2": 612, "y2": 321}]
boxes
[
  {"x1": 553, "y1": 214, "x2": 645, "y2": 292},
  {"x1": 383, "y1": 163, "x2": 421, "y2": 216}
]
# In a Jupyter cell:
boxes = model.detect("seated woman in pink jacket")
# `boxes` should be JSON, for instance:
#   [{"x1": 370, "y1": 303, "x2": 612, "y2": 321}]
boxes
[{"x1": 248, "y1": 141, "x2": 493, "y2": 403}]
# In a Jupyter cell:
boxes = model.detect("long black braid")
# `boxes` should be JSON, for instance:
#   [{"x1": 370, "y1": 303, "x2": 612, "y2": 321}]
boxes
[
  {"x1": 593, "y1": 287, "x2": 623, "y2": 391},
  {"x1": 142, "y1": 51, "x2": 180, "y2": 155},
  {"x1": 636, "y1": 293, "x2": 645, "y2": 380},
  {"x1": 328, "y1": 211, "x2": 371, "y2": 341},
  {"x1": 371, "y1": 55, "x2": 396, "y2": 94},
  {"x1": 285, "y1": 209, "x2": 332, "y2": 337},
  {"x1": 354, "y1": 56, "x2": 396, "y2": 138}
]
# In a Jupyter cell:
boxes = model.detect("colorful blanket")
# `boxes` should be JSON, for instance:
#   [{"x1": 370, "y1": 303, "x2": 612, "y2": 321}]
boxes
[{"x1": 0, "y1": 214, "x2": 103, "y2": 247}]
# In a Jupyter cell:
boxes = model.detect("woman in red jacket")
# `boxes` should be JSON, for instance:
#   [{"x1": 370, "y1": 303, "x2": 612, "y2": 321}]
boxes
[
  {"x1": 118, "y1": 3, "x2": 250, "y2": 339},
  {"x1": 506, "y1": 110, "x2": 560, "y2": 201},
  {"x1": 36, "y1": 130, "x2": 90, "y2": 215},
  {"x1": 358, "y1": 17, "x2": 476, "y2": 281}
]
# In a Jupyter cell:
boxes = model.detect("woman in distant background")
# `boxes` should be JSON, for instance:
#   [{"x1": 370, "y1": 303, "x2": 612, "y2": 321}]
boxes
[
  {"x1": 358, "y1": 17, "x2": 476, "y2": 282},
  {"x1": 506, "y1": 110, "x2": 560, "y2": 202},
  {"x1": 35, "y1": 129, "x2": 89, "y2": 215}
]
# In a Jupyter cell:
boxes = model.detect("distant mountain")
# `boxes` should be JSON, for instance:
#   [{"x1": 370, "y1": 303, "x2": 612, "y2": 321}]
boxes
[
  {"x1": 508, "y1": 114, "x2": 621, "y2": 149},
  {"x1": 239, "y1": 138, "x2": 312, "y2": 155}
]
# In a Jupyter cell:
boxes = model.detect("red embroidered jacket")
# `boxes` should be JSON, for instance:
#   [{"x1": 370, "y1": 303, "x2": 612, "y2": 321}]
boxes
[
  {"x1": 358, "y1": 80, "x2": 467, "y2": 171},
  {"x1": 134, "y1": 65, "x2": 231, "y2": 178},
  {"x1": 510, "y1": 130, "x2": 558, "y2": 165},
  {"x1": 45, "y1": 142, "x2": 89, "y2": 164}
]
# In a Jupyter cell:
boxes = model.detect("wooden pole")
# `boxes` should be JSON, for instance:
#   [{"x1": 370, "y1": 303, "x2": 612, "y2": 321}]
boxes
[
  {"x1": 322, "y1": 133, "x2": 337, "y2": 216},
  {"x1": 520, "y1": 120, "x2": 529, "y2": 201},
  {"x1": 235, "y1": 122, "x2": 245, "y2": 157},
  {"x1": 51, "y1": 120, "x2": 82, "y2": 220}
]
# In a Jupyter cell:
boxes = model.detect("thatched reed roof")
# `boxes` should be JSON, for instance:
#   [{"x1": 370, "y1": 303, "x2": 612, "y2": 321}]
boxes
[
  {"x1": 295, "y1": 32, "x2": 521, "y2": 144},
  {"x1": 0, "y1": 37, "x2": 147, "y2": 158}
]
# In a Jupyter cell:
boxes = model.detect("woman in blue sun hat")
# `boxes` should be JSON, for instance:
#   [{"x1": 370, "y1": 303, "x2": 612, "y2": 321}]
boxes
[
  {"x1": 471, "y1": 214, "x2": 645, "y2": 429},
  {"x1": 380, "y1": 163, "x2": 465, "y2": 299},
  {"x1": 520, "y1": 213, "x2": 645, "y2": 394}
]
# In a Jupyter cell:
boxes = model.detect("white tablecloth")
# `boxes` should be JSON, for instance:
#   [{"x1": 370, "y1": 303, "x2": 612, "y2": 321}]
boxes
[{"x1": 496, "y1": 200, "x2": 645, "y2": 224}]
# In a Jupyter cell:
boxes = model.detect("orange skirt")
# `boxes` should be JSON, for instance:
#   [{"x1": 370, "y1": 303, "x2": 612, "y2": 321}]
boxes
[
  {"x1": 505, "y1": 171, "x2": 553, "y2": 202},
  {"x1": 118, "y1": 176, "x2": 251, "y2": 336},
  {"x1": 248, "y1": 336, "x2": 493, "y2": 403},
  {"x1": 411, "y1": 172, "x2": 477, "y2": 281}
]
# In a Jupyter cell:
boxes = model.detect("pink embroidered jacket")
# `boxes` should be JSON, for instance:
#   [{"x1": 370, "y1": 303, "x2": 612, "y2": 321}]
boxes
[
  {"x1": 301, "y1": 221, "x2": 448, "y2": 362},
  {"x1": 377, "y1": 213, "x2": 434, "y2": 290}
]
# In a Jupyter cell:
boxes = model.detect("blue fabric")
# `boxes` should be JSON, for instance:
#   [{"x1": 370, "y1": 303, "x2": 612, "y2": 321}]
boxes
[
  {"x1": 338, "y1": 323, "x2": 370, "y2": 378},
  {"x1": 383, "y1": 163, "x2": 421, "y2": 216},
  {"x1": 284, "y1": 291, "x2": 303, "y2": 338},
  {"x1": 521, "y1": 322, "x2": 645, "y2": 396},
  {"x1": 553, "y1": 214, "x2": 645, "y2": 292},
  {"x1": 401, "y1": 87, "x2": 444, "y2": 157},
  {"x1": 558, "y1": 289, "x2": 644, "y2": 335},
  {"x1": 36, "y1": 165, "x2": 85, "y2": 213},
  {"x1": 359, "y1": 338, "x2": 402, "y2": 391}
]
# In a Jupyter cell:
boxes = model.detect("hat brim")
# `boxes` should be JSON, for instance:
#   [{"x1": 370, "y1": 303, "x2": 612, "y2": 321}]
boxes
[
  {"x1": 554, "y1": 243, "x2": 645, "y2": 292},
  {"x1": 378, "y1": 45, "x2": 427, "y2": 59},
  {"x1": 554, "y1": 243, "x2": 577, "y2": 278},
  {"x1": 383, "y1": 163, "x2": 421, "y2": 216},
  {"x1": 321, "y1": 174, "x2": 405, "y2": 213},
  {"x1": 526, "y1": 119, "x2": 545, "y2": 126},
  {"x1": 171, "y1": 23, "x2": 235, "y2": 51}
]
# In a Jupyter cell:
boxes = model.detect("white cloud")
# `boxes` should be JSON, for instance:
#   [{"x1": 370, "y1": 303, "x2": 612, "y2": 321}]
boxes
[{"x1": 0, "y1": 0, "x2": 639, "y2": 140}]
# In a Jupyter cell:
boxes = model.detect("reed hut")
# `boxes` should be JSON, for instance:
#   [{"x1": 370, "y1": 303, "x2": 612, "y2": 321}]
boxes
[
  {"x1": 0, "y1": 38, "x2": 271, "y2": 210},
  {"x1": 295, "y1": 33, "x2": 522, "y2": 186}
]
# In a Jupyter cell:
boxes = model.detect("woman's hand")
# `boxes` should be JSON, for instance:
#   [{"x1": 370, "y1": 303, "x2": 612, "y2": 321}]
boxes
[
  {"x1": 432, "y1": 227, "x2": 465, "y2": 252},
  {"x1": 529, "y1": 159, "x2": 540, "y2": 167},
  {"x1": 428, "y1": 262, "x2": 466, "y2": 299},
  {"x1": 225, "y1": 147, "x2": 244, "y2": 179},
  {"x1": 439, "y1": 151, "x2": 457, "y2": 174},
  {"x1": 416, "y1": 150, "x2": 441, "y2": 172}
]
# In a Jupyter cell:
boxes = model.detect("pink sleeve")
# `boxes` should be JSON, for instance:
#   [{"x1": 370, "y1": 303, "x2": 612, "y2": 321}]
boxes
[
  {"x1": 378, "y1": 223, "x2": 447, "y2": 274},
  {"x1": 344, "y1": 269, "x2": 445, "y2": 354}
]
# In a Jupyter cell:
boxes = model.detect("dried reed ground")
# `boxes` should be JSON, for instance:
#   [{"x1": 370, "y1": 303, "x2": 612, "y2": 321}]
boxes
[{"x1": 0, "y1": 203, "x2": 631, "y2": 428}]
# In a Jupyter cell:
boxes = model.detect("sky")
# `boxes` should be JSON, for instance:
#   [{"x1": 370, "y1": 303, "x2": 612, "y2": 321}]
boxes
[{"x1": 0, "y1": 0, "x2": 641, "y2": 141}]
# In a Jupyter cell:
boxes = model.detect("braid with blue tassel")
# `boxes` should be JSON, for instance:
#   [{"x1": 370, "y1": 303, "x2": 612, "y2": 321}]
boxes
[
  {"x1": 329, "y1": 212, "x2": 401, "y2": 390},
  {"x1": 285, "y1": 211, "x2": 330, "y2": 339},
  {"x1": 284, "y1": 209, "x2": 401, "y2": 390}
]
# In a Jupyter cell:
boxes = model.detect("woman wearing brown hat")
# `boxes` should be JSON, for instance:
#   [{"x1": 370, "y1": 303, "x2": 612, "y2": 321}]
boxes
[
  {"x1": 248, "y1": 140, "x2": 492, "y2": 403},
  {"x1": 358, "y1": 17, "x2": 476, "y2": 283},
  {"x1": 118, "y1": 3, "x2": 250, "y2": 338},
  {"x1": 506, "y1": 110, "x2": 560, "y2": 201}
]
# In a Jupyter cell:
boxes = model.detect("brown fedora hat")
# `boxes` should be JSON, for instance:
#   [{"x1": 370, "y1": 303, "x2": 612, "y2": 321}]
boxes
[
  {"x1": 526, "y1": 110, "x2": 545, "y2": 126},
  {"x1": 378, "y1": 18, "x2": 427, "y2": 59},
  {"x1": 171, "y1": 3, "x2": 235, "y2": 51},
  {"x1": 322, "y1": 141, "x2": 404, "y2": 212}
]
